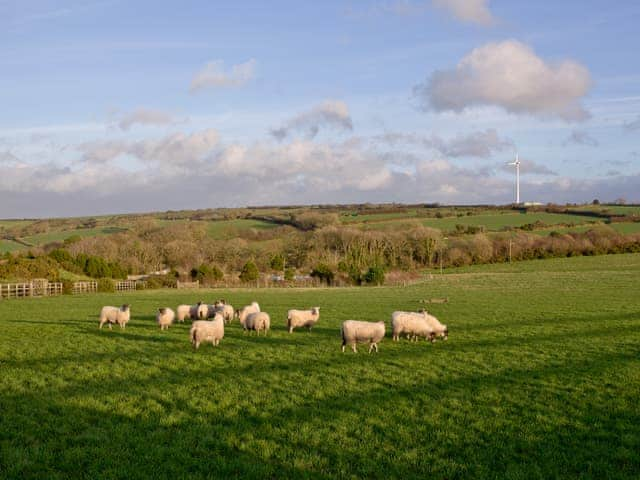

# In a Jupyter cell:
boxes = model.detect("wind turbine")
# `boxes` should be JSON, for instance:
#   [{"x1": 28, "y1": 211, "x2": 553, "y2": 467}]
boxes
[{"x1": 507, "y1": 152, "x2": 521, "y2": 204}]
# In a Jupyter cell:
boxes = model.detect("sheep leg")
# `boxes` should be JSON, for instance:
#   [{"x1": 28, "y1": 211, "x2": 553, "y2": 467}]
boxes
[
  {"x1": 352, "y1": 343, "x2": 357, "y2": 353},
  {"x1": 288, "y1": 326, "x2": 293, "y2": 334}
]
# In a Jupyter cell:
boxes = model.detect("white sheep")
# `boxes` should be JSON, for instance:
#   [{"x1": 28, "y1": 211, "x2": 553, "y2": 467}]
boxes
[
  {"x1": 156, "y1": 307, "x2": 175, "y2": 330},
  {"x1": 190, "y1": 314, "x2": 225, "y2": 349},
  {"x1": 176, "y1": 304, "x2": 195, "y2": 323},
  {"x1": 244, "y1": 311, "x2": 271, "y2": 335},
  {"x1": 236, "y1": 301, "x2": 261, "y2": 328},
  {"x1": 196, "y1": 301, "x2": 209, "y2": 320},
  {"x1": 340, "y1": 320, "x2": 386, "y2": 353},
  {"x1": 211, "y1": 300, "x2": 235, "y2": 324},
  {"x1": 391, "y1": 311, "x2": 436, "y2": 343},
  {"x1": 420, "y1": 310, "x2": 448, "y2": 340},
  {"x1": 287, "y1": 307, "x2": 320, "y2": 333},
  {"x1": 99, "y1": 304, "x2": 131, "y2": 330}
]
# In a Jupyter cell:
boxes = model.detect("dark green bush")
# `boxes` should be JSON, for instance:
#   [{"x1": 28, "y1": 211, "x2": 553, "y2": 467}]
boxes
[
  {"x1": 239, "y1": 261, "x2": 259, "y2": 283},
  {"x1": 311, "y1": 263, "x2": 334, "y2": 285},
  {"x1": 363, "y1": 265, "x2": 385, "y2": 286}
]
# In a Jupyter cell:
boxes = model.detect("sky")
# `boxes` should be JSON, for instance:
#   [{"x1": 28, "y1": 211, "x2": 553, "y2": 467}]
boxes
[{"x1": 1, "y1": 0, "x2": 639, "y2": 218}]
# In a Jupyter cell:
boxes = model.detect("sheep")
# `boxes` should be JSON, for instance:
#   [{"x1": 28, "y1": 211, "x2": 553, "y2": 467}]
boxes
[
  {"x1": 99, "y1": 305, "x2": 131, "y2": 330},
  {"x1": 236, "y1": 301, "x2": 261, "y2": 328},
  {"x1": 176, "y1": 304, "x2": 192, "y2": 323},
  {"x1": 391, "y1": 311, "x2": 436, "y2": 343},
  {"x1": 211, "y1": 300, "x2": 235, "y2": 324},
  {"x1": 419, "y1": 310, "x2": 448, "y2": 341},
  {"x1": 190, "y1": 314, "x2": 225, "y2": 349},
  {"x1": 156, "y1": 307, "x2": 175, "y2": 331},
  {"x1": 286, "y1": 307, "x2": 320, "y2": 333},
  {"x1": 244, "y1": 311, "x2": 271, "y2": 335},
  {"x1": 196, "y1": 301, "x2": 209, "y2": 320},
  {"x1": 340, "y1": 320, "x2": 385, "y2": 353}
]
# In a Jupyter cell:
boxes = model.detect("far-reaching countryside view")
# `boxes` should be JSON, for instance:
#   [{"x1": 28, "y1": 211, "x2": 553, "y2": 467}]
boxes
[{"x1": 1, "y1": 1, "x2": 639, "y2": 478}]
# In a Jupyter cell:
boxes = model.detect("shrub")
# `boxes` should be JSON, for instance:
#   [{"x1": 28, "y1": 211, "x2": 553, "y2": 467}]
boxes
[
  {"x1": 284, "y1": 267, "x2": 295, "y2": 281},
  {"x1": 191, "y1": 264, "x2": 224, "y2": 283},
  {"x1": 97, "y1": 278, "x2": 115, "y2": 293},
  {"x1": 239, "y1": 261, "x2": 259, "y2": 283},
  {"x1": 310, "y1": 263, "x2": 335, "y2": 285},
  {"x1": 269, "y1": 254, "x2": 285, "y2": 271},
  {"x1": 363, "y1": 265, "x2": 385, "y2": 285}
]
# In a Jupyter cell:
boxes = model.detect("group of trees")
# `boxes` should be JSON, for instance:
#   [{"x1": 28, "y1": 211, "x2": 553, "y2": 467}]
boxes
[{"x1": 2, "y1": 213, "x2": 640, "y2": 286}]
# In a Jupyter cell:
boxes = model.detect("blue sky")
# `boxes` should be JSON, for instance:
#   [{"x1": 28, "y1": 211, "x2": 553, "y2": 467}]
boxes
[{"x1": 1, "y1": 0, "x2": 639, "y2": 217}]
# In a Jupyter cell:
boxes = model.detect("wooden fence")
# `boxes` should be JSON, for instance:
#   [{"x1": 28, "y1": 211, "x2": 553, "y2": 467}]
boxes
[
  {"x1": 115, "y1": 280, "x2": 144, "y2": 291},
  {"x1": 72, "y1": 281, "x2": 97, "y2": 295},
  {"x1": 176, "y1": 280, "x2": 199, "y2": 289},
  {"x1": 0, "y1": 281, "x2": 63, "y2": 299}
]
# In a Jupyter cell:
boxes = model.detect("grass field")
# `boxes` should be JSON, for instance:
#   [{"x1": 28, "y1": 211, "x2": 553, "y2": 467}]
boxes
[
  {"x1": 356, "y1": 212, "x2": 596, "y2": 232},
  {"x1": 205, "y1": 218, "x2": 280, "y2": 239},
  {"x1": 21, "y1": 227, "x2": 127, "y2": 247},
  {"x1": 1, "y1": 254, "x2": 639, "y2": 478}
]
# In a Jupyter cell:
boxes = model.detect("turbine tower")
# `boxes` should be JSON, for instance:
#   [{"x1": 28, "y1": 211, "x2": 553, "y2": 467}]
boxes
[{"x1": 507, "y1": 153, "x2": 521, "y2": 204}]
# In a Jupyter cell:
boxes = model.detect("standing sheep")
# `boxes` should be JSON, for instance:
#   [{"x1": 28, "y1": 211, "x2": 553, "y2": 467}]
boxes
[
  {"x1": 340, "y1": 320, "x2": 386, "y2": 353},
  {"x1": 244, "y1": 311, "x2": 271, "y2": 335},
  {"x1": 99, "y1": 305, "x2": 131, "y2": 330},
  {"x1": 196, "y1": 301, "x2": 209, "y2": 320},
  {"x1": 287, "y1": 307, "x2": 320, "y2": 333},
  {"x1": 236, "y1": 301, "x2": 261, "y2": 328},
  {"x1": 211, "y1": 300, "x2": 235, "y2": 324},
  {"x1": 176, "y1": 305, "x2": 192, "y2": 323},
  {"x1": 190, "y1": 314, "x2": 225, "y2": 349},
  {"x1": 391, "y1": 311, "x2": 436, "y2": 343},
  {"x1": 156, "y1": 307, "x2": 175, "y2": 330}
]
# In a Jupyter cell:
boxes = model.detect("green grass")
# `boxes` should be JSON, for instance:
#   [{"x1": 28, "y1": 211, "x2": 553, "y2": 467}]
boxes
[
  {"x1": 205, "y1": 218, "x2": 279, "y2": 239},
  {"x1": 357, "y1": 212, "x2": 597, "y2": 232},
  {"x1": 569, "y1": 205, "x2": 640, "y2": 216},
  {"x1": 1, "y1": 254, "x2": 639, "y2": 478},
  {"x1": 20, "y1": 227, "x2": 127, "y2": 247},
  {"x1": 0, "y1": 239, "x2": 25, "y2": 253}
]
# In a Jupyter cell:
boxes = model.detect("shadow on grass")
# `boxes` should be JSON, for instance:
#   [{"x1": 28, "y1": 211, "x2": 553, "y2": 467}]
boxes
[{"x1": 1, "y1": 346, "x2": 639, "y2": 478}]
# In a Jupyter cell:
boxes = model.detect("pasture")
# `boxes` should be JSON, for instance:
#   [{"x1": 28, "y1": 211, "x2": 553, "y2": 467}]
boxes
[{"x1": 1, "y1": 254, "x2": 639, "y2": 478}]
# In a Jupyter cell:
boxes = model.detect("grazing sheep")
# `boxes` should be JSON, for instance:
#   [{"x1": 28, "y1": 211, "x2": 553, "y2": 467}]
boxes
[
  {"x1": 419, "y1": 310, "x2": 448, "y2": 340},
  {"x1": 244, "y1": 311, "x2": 271, "y2": 335},
  {"x1": 156, "y1": 307, "x2": 175, "y2": 330},
  {"x1": 236, "y1": 301, "x2": 261, "y2": 328},
  {"x1": 176, "y1": 304, "x2": 192, "y2": 323},
  {"x1": 99, "y1": 305, "x2": 131, "y2": 330},
  {"x1": 287, "y1": 307, "x2": 320, "y2": 333},
  {"x1": 391, "y1": 311, "x2": 436, "y2": 343},
  {"x1": 190, "y1": 314, "x2": 225, "y2": 349},
  {"x1": 341, "y1": 320, "x2": 385, "y2": 353}
]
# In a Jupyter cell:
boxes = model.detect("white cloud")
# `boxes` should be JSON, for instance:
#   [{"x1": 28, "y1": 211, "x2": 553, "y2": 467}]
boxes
[
  {"x1": 373, "y1": 128, "x2": 512, "y2": 158},
  {"x1": 415, "y1": 40, "x2": 592, "y2": 122},
  {"x1": 432, "y1": 0, "x2": 495, "y2": 26},
  {"x1": 270, "y1": 100, "x2": 353, "y2": 141},
  {"x1": 77, "y1": 129, "x2": 219, "y2": 167},
  {"x1": 2, "y1": 128, "x2": 639, "y2": 217},
  {"x1": 114, "y1": 108, "x2": 179, "y2": 131},
  {"x1": 189, "y1": 59, "x2": 256, "y2": 93}
]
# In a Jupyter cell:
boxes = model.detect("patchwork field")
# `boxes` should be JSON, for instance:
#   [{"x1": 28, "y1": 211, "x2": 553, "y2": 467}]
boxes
[
  {"x1": 1, "y1": 254, "x2": 639, "y2": 478},
  {"x1": 356, "y1": 211, "x2": 597, "y2": 232}
]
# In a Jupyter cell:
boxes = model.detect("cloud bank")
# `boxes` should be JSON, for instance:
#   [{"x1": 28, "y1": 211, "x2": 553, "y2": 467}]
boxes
[{"x1": 415, "y1": 40, "x2": 591, "y2": 121}]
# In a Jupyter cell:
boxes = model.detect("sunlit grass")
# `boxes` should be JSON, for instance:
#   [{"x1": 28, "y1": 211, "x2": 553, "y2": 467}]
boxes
[{"x1": 1, "y1": 254, "x2": 639, "y2": 478}]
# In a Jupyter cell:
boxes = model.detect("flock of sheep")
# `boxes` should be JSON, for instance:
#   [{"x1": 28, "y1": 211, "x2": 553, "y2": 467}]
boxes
[{"x1": 98, "y1": 300, "x2": 448, "y2": 353}]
